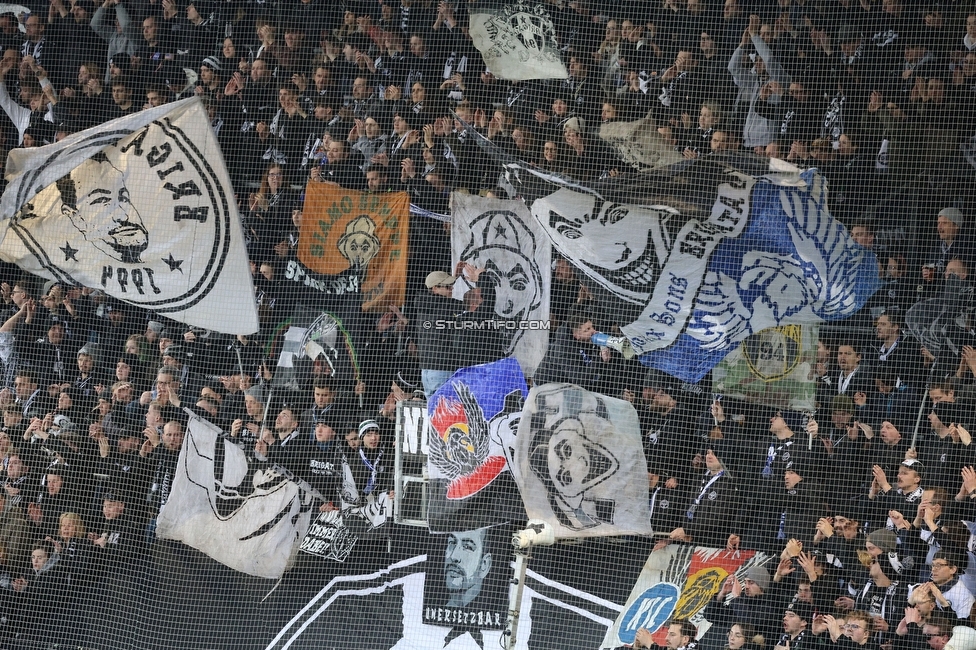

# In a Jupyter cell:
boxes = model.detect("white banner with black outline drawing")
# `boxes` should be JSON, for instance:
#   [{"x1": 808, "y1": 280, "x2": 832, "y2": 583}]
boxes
[
  {"x1": 514, "y1": 383, "x2": 651, "y2": 539},
  {"x1": 468, "y1": 0, "x2": 568, "y2": 81},
  {"x1": 156, "y1": 414, "x2": 313, "y2": 579},
  {"x1": 0, "y1": 97, "x2": 258, "y2": 335},
  {"x1": 451, "y1": 194, "x2": 551, "y2": 378}
]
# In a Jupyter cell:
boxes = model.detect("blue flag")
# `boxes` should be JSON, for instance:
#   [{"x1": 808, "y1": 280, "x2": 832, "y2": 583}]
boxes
[
  {"x1": 426, "y1": 358, "x2": 528, "y2": 532},
  {"x1": 464, "y1": 123, "x2": 881, "y2": 382},
  {"x1": 528, "y1": 162, "x2": 880, "y2": 382}
]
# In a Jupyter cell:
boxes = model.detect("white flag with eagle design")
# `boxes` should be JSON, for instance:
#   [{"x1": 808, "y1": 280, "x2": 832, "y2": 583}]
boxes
[{"x1": 0, "y1": 98, "x2": 258, "y2": 335}]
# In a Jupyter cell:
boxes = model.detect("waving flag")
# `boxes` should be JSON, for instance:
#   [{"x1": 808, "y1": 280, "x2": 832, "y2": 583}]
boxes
[
  {"x1": 0, "y1": 98, "x2": 258, "y2": 335},
  {"x1": 464, "y1": 124, "x2": 881, "y2": 381},
  {"x1": 711, "y1": 325, "x2": 819, "y2": 412},
  {"x1": 468, "y1": 0, "x2": 568, "y2": 80},
  {"x1": 427, "y1": 358, "x2": 528, "y2": 532},
  {"x1": 156, "y1": 414, "x2": 313, "y2": 579},
  {"x1": 451, "y1": 193, "x2": 551, "y2": 377},
  {"x1": 531, "y1": 163, "x2": 880, "y2": 382},
  {"x1": 514, "y1": 383, "x2": 651, "y2": 539},
  {"x1": 298, "y1": 185, "x2": 409, "y2": 312}
]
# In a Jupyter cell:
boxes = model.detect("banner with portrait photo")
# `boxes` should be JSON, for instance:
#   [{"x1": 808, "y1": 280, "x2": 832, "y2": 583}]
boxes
[
  {"x1": 514, "y1": 383, "x2": 651, "y2": 540},
  {"x1": 451, "y1": 193, "x2": 551, "y2": 378},
  {"x1": 299, "y1": 185, "x2": 409, "y2": 312},
  {"x1": 468, "y1": 1, "x2": 568, "y2": 81},
  {"x1": 711, "y1": 325, "x2": 819, "y2": 413},
  {"x1": 427, "y1": 357, "x2": 528, "y2": 533},
  {"x1": 600, "y1": 545, "x2": 770, "y2": 649},
  {"x1": 421, "y1": 525, "x2": 510, "y2": 643}
]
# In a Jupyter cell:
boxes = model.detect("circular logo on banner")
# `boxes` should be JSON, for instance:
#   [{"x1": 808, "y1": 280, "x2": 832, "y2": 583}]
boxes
[
  {"x1": 617, "y1": 583, "x2": 680, "y2": 645},
  {"x1": 8, "y1": 119, "x2": 231, "y2": 314}
]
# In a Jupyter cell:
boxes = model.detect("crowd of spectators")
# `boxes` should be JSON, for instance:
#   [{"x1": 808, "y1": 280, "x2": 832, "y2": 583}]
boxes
[{"x1": 0, "y1": 0, "x2": 972, "y2": 648}]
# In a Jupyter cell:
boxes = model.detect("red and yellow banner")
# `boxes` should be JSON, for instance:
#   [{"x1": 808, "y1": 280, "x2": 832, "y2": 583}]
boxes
[{"x1": 299, "y1": 185, "x2": 409, "y2": 311}]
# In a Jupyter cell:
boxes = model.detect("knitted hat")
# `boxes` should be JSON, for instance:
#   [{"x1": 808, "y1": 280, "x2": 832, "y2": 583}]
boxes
[
  {"x1": 358, "y1": 419, "x2": 380, "y2": 438},
  {"x1": 939, "y1": 207, "x2": 965, "y2": 227},
  {"x1": 778, "y1": 410, "x2": 806, "y2": 434},
  {"x1": 866, "y1": 529, "x2": 897, "y2": 554},
  {"x1": 743, "y1": 566, "x2": 771, "y2": 592},
  {"x1": 201, "y1": 55, "x2": 222, "y2": 71},
  {"x1": 786, "y1": 601, "x2": 815, "y2": 624},
  {"x1": 244, "y1": 385, "x2": 268, "y2": 405}
]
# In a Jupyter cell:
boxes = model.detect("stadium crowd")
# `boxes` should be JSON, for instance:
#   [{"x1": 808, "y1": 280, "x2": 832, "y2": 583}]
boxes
[{"x1": 0, "y1": 0, "x2": 972, "y2": 647}]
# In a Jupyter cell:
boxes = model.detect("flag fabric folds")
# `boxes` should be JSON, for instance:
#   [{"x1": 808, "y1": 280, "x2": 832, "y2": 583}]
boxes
[
  {"x1": 298, "y1": 185, "x2": 409, "y2": 312},
  {"x1": 711, "y1": 325, "x2": 819, "y2": 413},
  {"x1": 426, "y1": 358, "x2": 528, "y2": 532},
  {"x1": 468, "y1": 0, "x2": 568, "y2": 81},
  {"x1": 156, "y1": 414, "x2": 313, "y2": 579},
  {"x1": 528, "y1": 160, "x2": 881, "y2": 382},
  {"x1": 514, "y1": 383, "x2": 651, "y2": 539},
  {"x1": 451, "y1": 193, "x2": 551, "y2": 377},
  {"x1": 0, "y1": 98, "x2": 258, "y2": 335}
]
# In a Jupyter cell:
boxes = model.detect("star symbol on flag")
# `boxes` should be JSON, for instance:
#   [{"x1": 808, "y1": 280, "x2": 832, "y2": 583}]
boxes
[
  {"x1": 60, "y1": 242, "x2": 78, "y2": 261},
  {"x1": 494, "y1": 223, "x2": 507, "y2": 238},
  {"x1": 163, "y1": 254, "x2": 184, "y2": 273}
]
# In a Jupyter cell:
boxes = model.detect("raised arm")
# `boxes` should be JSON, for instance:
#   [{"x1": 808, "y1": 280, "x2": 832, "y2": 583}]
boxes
[{"x1": 752, "y1": 34, "x2": 791, "y2": 87}]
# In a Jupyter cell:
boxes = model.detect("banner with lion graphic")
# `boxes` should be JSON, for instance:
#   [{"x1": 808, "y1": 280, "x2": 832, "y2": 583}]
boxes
[{"x1": 299, "y1": 186, "x2": 409, "y2": 312}]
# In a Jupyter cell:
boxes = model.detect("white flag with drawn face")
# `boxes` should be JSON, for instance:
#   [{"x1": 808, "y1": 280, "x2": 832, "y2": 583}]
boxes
[
  {"x1": 468, "y1": 0, "x2": 568, "y2": 81},
  {"x1": 514, "y1": 383, "x2": 651, "y2": 539},
  {"x1": 0, "y1": 98, "x2": 258, "y2": 335},
  {"x1": 156, "y1": 414, "x2": 313, "y2": 579},
  {"x1": 451, "y1": 193, "x2": 551, "y2": 377}
]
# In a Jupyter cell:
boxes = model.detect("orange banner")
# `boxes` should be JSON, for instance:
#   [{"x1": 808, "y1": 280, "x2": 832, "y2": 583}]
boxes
[{"x1": 299, "y1": 185, "x2": 409, "y2": 311}]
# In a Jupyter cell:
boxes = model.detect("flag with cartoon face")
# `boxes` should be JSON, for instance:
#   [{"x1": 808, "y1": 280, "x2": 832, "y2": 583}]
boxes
[
  {"x1": 298, "y1": 185, "x2": 409, "y2": 312},
  {"x1": 0, "y1": 98, "x2": 258, "y2": 334},
  {"x1": 530, "y1": 163, "x2": 880, "y2": 382},
  {"x1": 514, "y1": 383, "x2": 651, "y2": 539},
  {"x1": 463, "y1": 125, "x2": 882, "y2": 383},
  {"x1": 451, "y1": 193, "x2": 551, "y2": 377},
  {"x1": 426, "y1": 358, "x2": 528, "y2": 532}
]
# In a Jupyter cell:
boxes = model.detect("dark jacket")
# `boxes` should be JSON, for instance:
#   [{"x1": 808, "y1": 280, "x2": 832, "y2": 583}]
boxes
[
  {"x1": 412, "y1": 291, "x2": 463, "y2": 372},
  {"x1": 533, "y1": 323, "x2": 607, "y2": 391}
]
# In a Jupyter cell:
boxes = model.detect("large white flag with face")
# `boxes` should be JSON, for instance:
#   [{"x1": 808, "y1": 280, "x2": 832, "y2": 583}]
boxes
[
  {"x1": 156, "y1": 413, "x2": 313, "y2": 579},
  {"x1": 514, "y1": 383, "x2": 651, "y2": 539},
  {"x1": 0, "y1": 98, "x2": 258, "y2": 334},
  {"x1": 451, "y1": 193, "x2": 551, "y2": 377}
]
